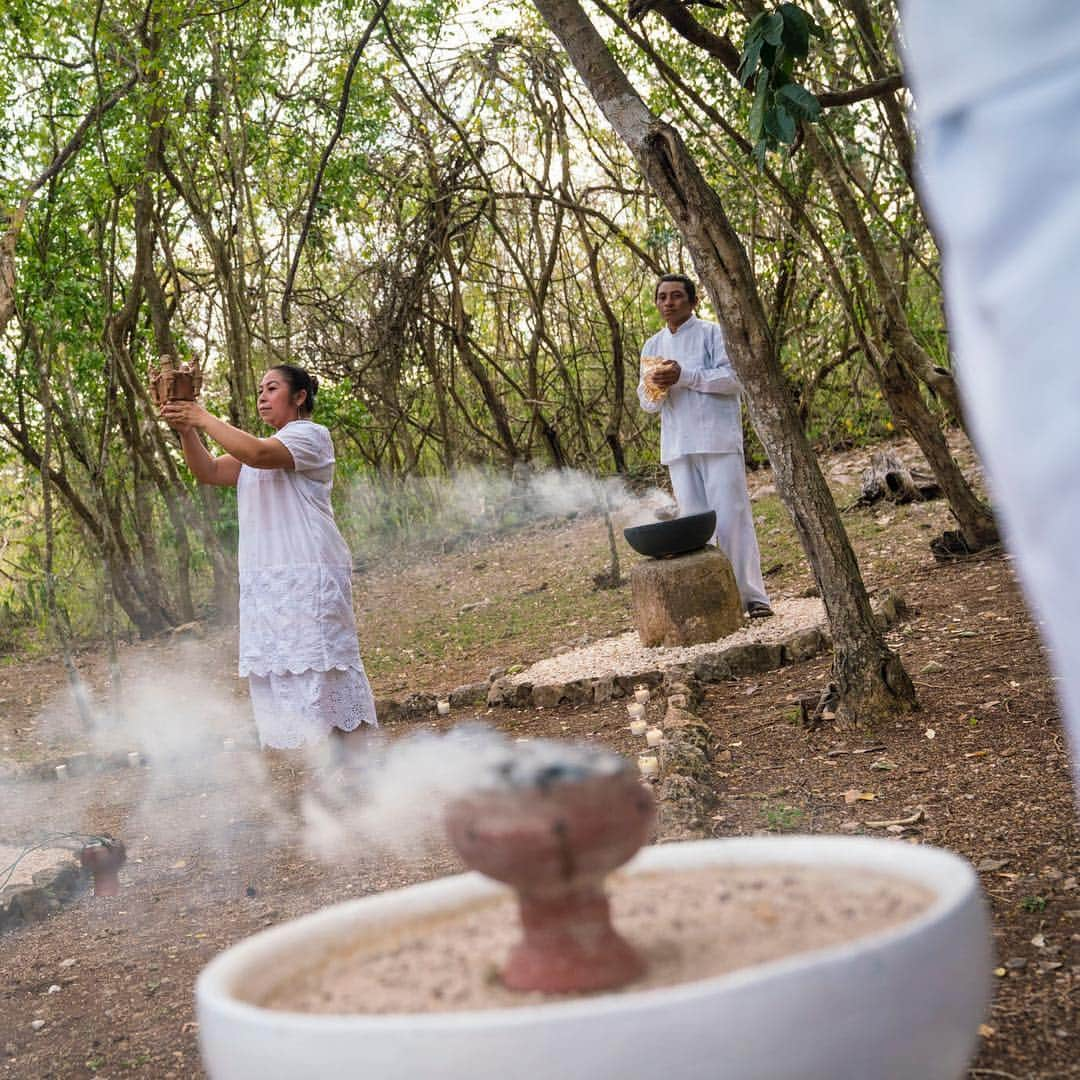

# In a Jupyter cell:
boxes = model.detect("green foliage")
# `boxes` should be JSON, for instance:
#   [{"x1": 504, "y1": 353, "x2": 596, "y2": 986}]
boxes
[
  {"x1": 0, "y1": 0, "x2": 954, "y2": 645},
  {"x1": 738, "y1": 3, "x2": 824, "y2": 167},
  {"x1": 762, "y1": 801, "x2": 805, "y2": 832}
]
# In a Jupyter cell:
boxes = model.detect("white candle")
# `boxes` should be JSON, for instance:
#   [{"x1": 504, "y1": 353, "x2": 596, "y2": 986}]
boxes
[
  {"x1": 54, "y1": 764, "x2": 68, "y2": 781},
  {"x1": 637, "y1": 753, "x2": 659, "y2": 777},
  {"x1": 629, "y1": 718, "x2": 648, "y2": 736},
  {"x1": 436, "y1": 700, "x2": 451, "y2": 716},
  {"x1": 634, "y1": 686, "x2": 651, "y2": 705},
  {"x1": 645, "y1": 727, "x2": 663, "y2": 747},
  {"x1": 627, "y1": 701, "x2": 645, "y2": 720},
  {"x1": 127, "y1": 751, "x2": 141, "y2": 768}
]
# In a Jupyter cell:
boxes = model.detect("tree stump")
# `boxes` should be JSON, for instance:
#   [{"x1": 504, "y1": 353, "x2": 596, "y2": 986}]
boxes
[
  {"x1": 630, "y1": 547, "x2": 742, "y2": 647},
  {"x1": 855, "y1": 449, "x2": 941, "y2": 507}
]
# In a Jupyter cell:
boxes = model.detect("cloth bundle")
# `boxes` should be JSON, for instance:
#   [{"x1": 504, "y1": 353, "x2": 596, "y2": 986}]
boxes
[{"x1": 641, "y1": 355, "x2": 675, "y2": 403}]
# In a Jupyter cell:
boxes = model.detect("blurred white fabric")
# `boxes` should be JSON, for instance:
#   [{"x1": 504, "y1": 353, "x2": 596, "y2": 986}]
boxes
[{"x1": 902, "y1": 1, "x2": 1080, "y2": 785}]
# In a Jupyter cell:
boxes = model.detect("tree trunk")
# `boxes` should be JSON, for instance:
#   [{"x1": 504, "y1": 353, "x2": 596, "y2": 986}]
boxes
[
  {"x1": 802, "y1": 128, "x2": 970, "y2": 432},
  {"x1": 531, "y1": 0, "x2": 915, "y2": 725}
]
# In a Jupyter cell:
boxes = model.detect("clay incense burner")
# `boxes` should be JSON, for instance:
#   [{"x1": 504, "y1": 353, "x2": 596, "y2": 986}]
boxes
[
  {"x1": 79, "y1": 837, "x2": 127, "y2": 897},
  {"x1": 445, "y1": 745, "x2": 655, "y2": 994},
  {"x1": 149, "y1": 354, "x2": 202, "y2": 407},
  {"x1": 623, "y1": 510, "x2": 716, "y2": 559}
]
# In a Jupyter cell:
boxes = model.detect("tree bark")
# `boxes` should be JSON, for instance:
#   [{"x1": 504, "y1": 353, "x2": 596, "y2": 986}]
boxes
[
  {"x1": 531, "y1": 0, "x2": 915, "y2": 725},
  {"x1": 803, "y1": 126, "x2": 998, "y2": 548}
]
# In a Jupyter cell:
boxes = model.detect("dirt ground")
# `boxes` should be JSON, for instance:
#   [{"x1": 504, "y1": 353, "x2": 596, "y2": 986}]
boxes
[{"x1": 1, "y1": 436, "x2": 1078, "y2": 1078}]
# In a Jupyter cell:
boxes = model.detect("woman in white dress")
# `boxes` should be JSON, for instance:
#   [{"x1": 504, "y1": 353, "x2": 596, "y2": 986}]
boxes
[{"x1": 161, "y1": 365, "x2": 377, "y2": 750}]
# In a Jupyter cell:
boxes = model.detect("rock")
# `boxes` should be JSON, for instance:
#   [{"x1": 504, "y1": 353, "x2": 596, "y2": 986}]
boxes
[
  {"x1": 30, "y1": 1020, "x2": 45, "y2": 1032},
  {"x1": 615, "y1": 671, "x2": 662, "y2": 697},
  {"x1": 486, "y1": 678, "x2": 516, "y2": 708},
  {"x1": 661, "y1": 662, "x2": 695, "y2": 683},
  {"x1": 630, "y1": 547, "x2": 742, "y2": 647},
  {"x1": 663, "y1": 678, "x2": 703, "y2": 708},
  {"x1": 487, "y1": 667, "x2": 507, "y2": 684},
  {"x1": 782, "y1": 628, "x2": 826, "y2": 664},
  {"x1": 170, "y1": 620, "x2": 205, "y2": 641},
  {"x1": 487, "y1": 679, "x2": 532, "y2": 708},
  {"x1": 374, "y1": 698, "x2": 404, "y2": 725},
  {"x1": 873, "y1": 589, "x2": 910, "y2": 629},
  {"x1": 532, "y1": 683, "x2": 566, "y2": 709},
  {"x1": 563, "y1": 679, "x2": 594, "y2": 706},
  {"x1": 402, "y1": 693, "x2": 437, "y2": 717},
  {"x1": 592, "y1": 673, "x2": 617, "y2": 705},
  {"x1": 693, "y1": 652, "x2": 732, "y2": 684},
  {"x1": 921, "y1": 660, "x2": 945, "y2": 674},
  {"x1": 449, "y1": 683, "x2": 487, "y2": 708},
  {"x1": 664, "y1": 705, "x2": 700, "y2": 729},
  {"x1": 7, "y1": 888, "x2": 52, "y2": 927},
  {"x1": 724, "y1": 643, "x2": 784, "y2": 677}
]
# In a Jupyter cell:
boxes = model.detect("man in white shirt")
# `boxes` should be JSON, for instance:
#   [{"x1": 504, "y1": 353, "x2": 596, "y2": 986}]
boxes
[{"x1": 638, "y1": 273, "x2": 772, "y2": 618}]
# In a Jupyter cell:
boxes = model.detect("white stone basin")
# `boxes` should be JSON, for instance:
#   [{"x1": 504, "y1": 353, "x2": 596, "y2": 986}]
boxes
[{"x1": 197, "y1": 836, "x2": 992, "y2": 1080}]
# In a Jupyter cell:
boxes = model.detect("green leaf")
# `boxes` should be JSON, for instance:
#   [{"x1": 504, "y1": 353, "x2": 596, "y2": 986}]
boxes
[
  {"x1": 752, "y1": 137, "x2": 769, "y2": 170},
  {"x1": 765, "y1": 102, "x2": 797, "y2": 144},
  {"x1": 775, "y1": 82, "x2": 821, "y2": 121},
  {"x1": 749, "y1": 76, "x2": 770, "y2": 140},
  {"x1": 738, "y1": 36, "x2": 764, "y2": 85},
  {"x1": 762, "y1": 12, "x2": 784, "y2": 47},
  {"x1": 779, "y1": 3, "x2": 811, "y2": 58}
]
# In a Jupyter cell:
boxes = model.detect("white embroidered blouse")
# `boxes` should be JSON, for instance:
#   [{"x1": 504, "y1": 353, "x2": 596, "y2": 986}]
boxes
[{"x1": 236, "y1": 420, "x2": 361, "y2": 678}]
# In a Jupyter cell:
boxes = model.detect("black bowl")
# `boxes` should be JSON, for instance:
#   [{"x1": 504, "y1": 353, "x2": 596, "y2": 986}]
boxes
[{"x1": 623, "y1": 510, "x2": 717, "y2": 559}]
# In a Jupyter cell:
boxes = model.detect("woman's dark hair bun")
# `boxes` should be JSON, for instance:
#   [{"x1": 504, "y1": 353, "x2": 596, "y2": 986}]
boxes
[{"x1": 270, "y1": 363, "x2": 318, "y2": 416}]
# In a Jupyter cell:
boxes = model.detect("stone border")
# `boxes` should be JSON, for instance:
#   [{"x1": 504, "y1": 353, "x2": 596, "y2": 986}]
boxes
[
  {"x1": 0, "y1": 850, "x2": 89, "y2": 935},
  {"x1": 483, "y1": 625, "x2": 831, "y2": 711},
  {"x1": 479, "y1": 589, "x2": 910, "y2": 713},
  {"x1": 3, "y1": 596, "x2": 910, "y2": 757}
]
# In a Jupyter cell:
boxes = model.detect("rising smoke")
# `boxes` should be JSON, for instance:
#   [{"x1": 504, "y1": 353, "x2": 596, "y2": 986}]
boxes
[{"x1": 341, "y1": 465, "x2": 674, "y2": 562}]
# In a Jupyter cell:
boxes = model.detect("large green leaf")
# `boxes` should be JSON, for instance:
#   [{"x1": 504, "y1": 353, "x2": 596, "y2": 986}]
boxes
[
  {"x1": 775, "y1": 82, "x2": 821, "y2": 121},
  {"x1": 762, "y1": 12, "x2": 785, "y2": 47},
  {"x1": 779, "y1": 3, "x2": 810, "y2": 58},
  {"x1": 765, "y1": 102, "x2": 797, "y2": 144},
  {"x1": 738, "y1": 35, "x2": 764, "y2": 85},
  {"x1": 749, "y1": 75, "x2": 770, "y2": 140}
]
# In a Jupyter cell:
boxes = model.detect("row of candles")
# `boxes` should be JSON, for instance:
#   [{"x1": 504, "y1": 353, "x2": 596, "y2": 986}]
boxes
[
  {"x1": 53, "y1": 736, "x2": 243, "y2": 780},
  {"x1": 628, "y1": 685, "x2": 664, "y2": 778}
]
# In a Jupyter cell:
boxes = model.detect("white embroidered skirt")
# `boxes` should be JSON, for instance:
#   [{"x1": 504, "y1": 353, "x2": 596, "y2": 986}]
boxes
[{"x1": 248, "y1": 664, "x2": 377, "y2": 749}]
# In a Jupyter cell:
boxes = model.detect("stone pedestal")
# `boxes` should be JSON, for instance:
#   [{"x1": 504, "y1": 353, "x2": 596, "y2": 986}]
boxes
[{"x1": 631, "y1": 547, "x2": 742, "y2": 647}]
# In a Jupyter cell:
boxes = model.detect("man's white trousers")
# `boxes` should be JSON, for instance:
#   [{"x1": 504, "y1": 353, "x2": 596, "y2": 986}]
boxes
[{"x1": 667, "y1": 452, "x2": 770, "y2": 609}]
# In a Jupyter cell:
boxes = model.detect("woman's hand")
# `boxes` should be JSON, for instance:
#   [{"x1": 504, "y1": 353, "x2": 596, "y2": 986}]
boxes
[{"x1": 160, "y1": 400, "x2": 210, "y2": 432}]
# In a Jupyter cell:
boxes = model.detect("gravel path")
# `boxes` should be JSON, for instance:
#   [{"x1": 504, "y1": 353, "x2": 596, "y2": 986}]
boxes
[{"x1": 513, "y1": 597, "x2": 826, "y2": 684}]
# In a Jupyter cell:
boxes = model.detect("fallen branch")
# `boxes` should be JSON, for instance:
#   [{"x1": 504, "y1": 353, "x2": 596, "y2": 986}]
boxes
[{"x1": 863, "y1": 807, "x2": 925, "y2": 829}]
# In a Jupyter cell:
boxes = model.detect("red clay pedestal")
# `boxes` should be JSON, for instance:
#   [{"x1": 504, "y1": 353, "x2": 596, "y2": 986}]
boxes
[
  {"x1": 80, "y1": 839, "x2": 127, "y2": 897},
  {"x1": 446, "y1": 765, "x2": 655, "y2": 994}
]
